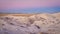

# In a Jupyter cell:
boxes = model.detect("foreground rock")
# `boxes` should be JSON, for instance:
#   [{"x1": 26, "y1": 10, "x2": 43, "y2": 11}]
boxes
[{"x1": 0, "y1": 13, "x2": 60, "y2": 34}]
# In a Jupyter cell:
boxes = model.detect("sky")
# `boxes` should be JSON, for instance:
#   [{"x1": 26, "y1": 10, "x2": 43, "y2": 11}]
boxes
[{"x1": 0, "y1": 0, "x2": 60, "y2": 13}]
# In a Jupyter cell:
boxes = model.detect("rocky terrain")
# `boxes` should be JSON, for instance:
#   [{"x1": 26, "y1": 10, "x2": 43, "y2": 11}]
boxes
[{"x1": 0, "y1": 13, "x2": 60, "y2": 34}]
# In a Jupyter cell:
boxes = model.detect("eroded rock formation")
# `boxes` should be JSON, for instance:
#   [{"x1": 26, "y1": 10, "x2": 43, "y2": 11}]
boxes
[{"x1": 0, "y1": 13, "x2": 60, "y2": 34}]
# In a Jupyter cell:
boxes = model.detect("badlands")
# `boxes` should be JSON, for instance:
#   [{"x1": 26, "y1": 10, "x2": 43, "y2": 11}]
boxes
[{"x1": 0, "y1": 13, "x2": 60, "y2": 34}]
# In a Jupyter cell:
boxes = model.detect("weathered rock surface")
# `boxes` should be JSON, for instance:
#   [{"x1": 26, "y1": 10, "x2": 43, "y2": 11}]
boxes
[{"x1": 0, "y1": 13, "x2": 60, "y2": 34}]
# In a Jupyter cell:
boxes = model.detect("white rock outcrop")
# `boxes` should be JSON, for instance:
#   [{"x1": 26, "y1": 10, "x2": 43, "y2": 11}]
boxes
[{"x1": 0, "y1": 13, "x2": 60, "y2": 34}]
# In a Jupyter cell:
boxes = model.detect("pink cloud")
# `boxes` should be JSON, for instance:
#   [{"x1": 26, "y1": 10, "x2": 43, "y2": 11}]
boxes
[{"x1": 0, "y1": 0, "x2": 60, "y2": 9}]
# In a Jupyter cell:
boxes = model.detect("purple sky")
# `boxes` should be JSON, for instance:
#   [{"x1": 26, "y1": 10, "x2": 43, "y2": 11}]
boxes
[{"x1": 0, "y1": 0, "x2": 60, "y2": 10}]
